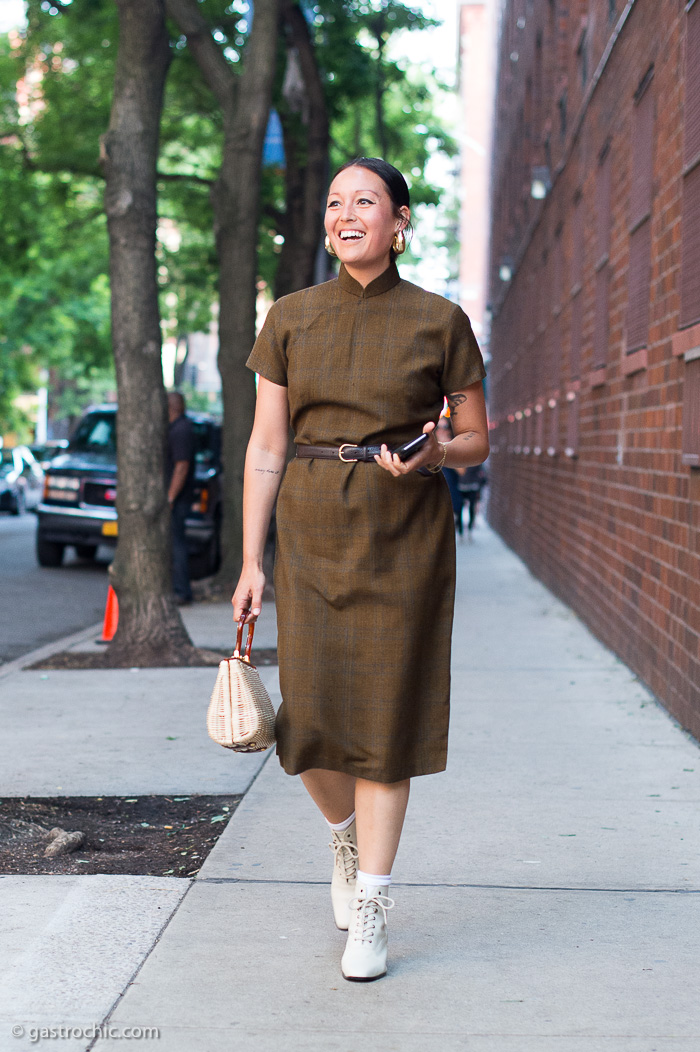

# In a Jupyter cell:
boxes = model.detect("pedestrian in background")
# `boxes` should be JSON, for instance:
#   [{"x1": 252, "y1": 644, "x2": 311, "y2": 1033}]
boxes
[
  {"x1": 436, "y1": 414, "x2": 465, "y2": 535},
  {"x1": 459, "y1": 462, "x2": 488, "y2": 537},
  {"x1": 166, "y1": 391, "x2": 194, "y2": 606},
  {"x1": 233, "y1": 158, "x2": 489, "y2": 981}
]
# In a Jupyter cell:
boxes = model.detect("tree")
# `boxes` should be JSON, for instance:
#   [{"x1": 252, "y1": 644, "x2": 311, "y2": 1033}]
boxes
[
  {"x1": 266, "y1": 0, "x2": 448, "y2": 300},
  {"x1": 101, "y1": 0, "x2": 197, "y2": 665},
  {"x1": 166, "y1": 0, "x2": 280, "y2": 594}
]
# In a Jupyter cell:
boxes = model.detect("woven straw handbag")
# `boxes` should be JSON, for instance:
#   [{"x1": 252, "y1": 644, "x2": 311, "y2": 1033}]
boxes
[{"x1": 206, "y1": 615, "x2": 276, "y2": 753}]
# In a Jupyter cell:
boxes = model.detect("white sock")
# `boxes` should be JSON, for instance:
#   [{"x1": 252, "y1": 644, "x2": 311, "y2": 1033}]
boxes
[
  {"x1": 356, "y1": 868, "x2": 391, "y2": 888},
  {"x1": 326, "y1": 810, "x2": 356, "y2": 833}
]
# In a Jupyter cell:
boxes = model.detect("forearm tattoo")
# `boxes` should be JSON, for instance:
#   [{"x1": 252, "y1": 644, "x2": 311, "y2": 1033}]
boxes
[
  {"x1": 254, "y1": 468, "x2": 280, "y2": 475},
  {"x1": 447, "y1": 392, "x2": 468, "y2": 416}
]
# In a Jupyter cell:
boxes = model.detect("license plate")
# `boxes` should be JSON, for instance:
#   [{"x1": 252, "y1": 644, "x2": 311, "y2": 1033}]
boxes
[{"x1": 102, "y1": 520, "x2": 118, "y2": 536}]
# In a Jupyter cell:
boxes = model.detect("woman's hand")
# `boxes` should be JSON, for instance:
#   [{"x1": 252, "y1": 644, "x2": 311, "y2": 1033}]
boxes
[
  {"x1": 373, "y1": 420, "x2": 443, "y2": 477},
  {"x1": 232, "y1": 565, "x2": 266, "y2": 624}
]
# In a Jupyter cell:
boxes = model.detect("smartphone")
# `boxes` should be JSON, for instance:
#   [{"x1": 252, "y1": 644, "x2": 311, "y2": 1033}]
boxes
[{"x1": 392, "y1": 433, "x2": 429, "y2": 461}]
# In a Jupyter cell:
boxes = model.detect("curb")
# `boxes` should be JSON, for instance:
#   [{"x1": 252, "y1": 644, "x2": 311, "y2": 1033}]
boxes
[{"x1": 0, "y1": 621, "x2": 103, "y2": 681}]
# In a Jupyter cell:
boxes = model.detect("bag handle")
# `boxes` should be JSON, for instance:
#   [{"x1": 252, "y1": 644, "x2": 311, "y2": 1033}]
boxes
[{"x1": 234, "y1": 612, "x2": 255, "y2": 662}]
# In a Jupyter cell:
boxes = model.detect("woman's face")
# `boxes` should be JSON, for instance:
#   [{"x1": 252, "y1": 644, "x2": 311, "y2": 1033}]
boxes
[{"x1": 325, "y1": 166, "x2": 409, "y2": 272}]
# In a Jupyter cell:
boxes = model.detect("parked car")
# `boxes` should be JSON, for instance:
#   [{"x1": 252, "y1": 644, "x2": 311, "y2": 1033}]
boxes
[
  {"x1": 0, "y1": 445, "x2": 44, "y2": 515},
  {"x1": 30, "y1": 439, "x2": 69, "y2": 471},
  {"x1": 35, "y1": 405, "x2": 222, "y2": 576}
]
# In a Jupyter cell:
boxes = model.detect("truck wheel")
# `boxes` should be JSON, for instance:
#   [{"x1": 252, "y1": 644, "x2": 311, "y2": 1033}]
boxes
[
  {"x1": 76, "y1": 544, "x2": 98, "y2": 560},
  {"x1": 37, "y1": 534, "x2": 65, "y2": 567}
]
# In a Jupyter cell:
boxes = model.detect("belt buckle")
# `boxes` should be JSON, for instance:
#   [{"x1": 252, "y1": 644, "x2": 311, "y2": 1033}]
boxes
[{"x1": 338, "y1": 443, "x2": 359, "y2": 463}]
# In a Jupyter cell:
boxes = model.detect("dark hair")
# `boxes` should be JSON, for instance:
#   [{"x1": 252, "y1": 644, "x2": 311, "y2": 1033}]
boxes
[{"x1": 330, "y1": 156, "x2": 413, "y2": 259}]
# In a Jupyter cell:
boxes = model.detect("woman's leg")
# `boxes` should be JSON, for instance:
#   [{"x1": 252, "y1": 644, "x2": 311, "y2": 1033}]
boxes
[
  {"x1": 302, "y1": 769, "x2": 359, "y2": 931},
  {"x1": 340, "y1": 777, "x2": 410, "y2": 981},
  {"x1": 300, "y1": 770, "x2": 410, "y2": 871},
  {"x1": 300, "y1": 768, "x2": 356, "y2": 824},
  {"x1": 354, "y1": 777, "x2": 410, "y2": 876}
]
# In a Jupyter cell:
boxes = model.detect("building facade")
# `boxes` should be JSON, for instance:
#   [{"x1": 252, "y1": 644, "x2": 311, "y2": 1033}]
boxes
[
  {"x1": 459, "y1": 0, "x2": 499, "y2": 347},
  {"x1": 487, "y1": 0, "x2": 700, "y2": 737}
]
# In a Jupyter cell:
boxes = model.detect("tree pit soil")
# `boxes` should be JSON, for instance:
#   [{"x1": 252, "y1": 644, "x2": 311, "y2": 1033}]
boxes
[
  {"x1": 25, "y1": 647, "x2": 278, "y2": 671},
  {"x1": 0, "y1": 795, "x2": 242, "y2": 877}
]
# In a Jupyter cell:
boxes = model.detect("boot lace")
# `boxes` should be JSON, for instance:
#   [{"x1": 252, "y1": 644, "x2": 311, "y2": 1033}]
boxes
[
  {"x1": 348, "y1": 891, "x2": 395, "y2": 944},
  {"x1": 329, "y1": 837, "x2": 359, "y2": 882}
]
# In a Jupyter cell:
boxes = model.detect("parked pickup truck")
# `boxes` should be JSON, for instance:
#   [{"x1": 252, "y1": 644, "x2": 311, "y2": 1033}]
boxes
[{"x1": 35, "y1": 405, "x2": 222, "y2": 578}]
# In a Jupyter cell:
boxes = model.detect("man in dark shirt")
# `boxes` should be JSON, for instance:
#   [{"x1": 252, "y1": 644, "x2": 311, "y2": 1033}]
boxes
[{"x1": 166, "y1": 391, "x2": 195, "y2": 604}]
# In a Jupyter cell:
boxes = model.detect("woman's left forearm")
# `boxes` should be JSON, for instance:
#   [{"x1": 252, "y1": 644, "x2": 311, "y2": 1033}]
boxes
[
  {"x1": 442, "y1": 432, "x2": 489, "y2": 470},
  {"x1": 441, "y1": 380, "x2": 489, "y2": 469}
]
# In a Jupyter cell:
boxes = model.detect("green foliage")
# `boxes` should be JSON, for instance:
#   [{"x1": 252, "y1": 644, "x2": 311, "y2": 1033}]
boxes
[
  {"x1": 0, "y1": 5, "x2": 115, "y2": 432},
  {"x1": 0, "y1": 0, "x2": 222, "y2": 431},
  {"x1": 0, "y1": 145, "x2": 112, "y2": 431},
  {"x1": 259, "y1": 0, "x2": 456, "y2": 288},
  {"x1": 313, "y1": 0, "x2": 456, "y2": 197},
  {"x1": 0, "y1": 0, "x2": 458, "y2": 432}
]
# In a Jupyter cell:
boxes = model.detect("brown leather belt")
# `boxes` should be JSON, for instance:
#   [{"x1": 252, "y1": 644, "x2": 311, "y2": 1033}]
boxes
[{"x1": 295, "y1": 443, "x2": 383, "y2": 463}]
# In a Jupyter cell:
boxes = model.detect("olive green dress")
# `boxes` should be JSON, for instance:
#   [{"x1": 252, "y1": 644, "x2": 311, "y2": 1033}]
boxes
[{"x1": 246, "y1": 262, "x2": 485, "y2": 783}]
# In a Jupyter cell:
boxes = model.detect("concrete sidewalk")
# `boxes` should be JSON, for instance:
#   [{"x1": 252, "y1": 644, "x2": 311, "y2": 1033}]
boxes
[{"x1": 1, "y1": 522, "x2": 699, "y2": 1051}]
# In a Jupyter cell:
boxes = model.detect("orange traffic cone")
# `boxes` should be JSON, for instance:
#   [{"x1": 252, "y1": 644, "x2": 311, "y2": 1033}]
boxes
[{"x1": 100, "y1": 585, "x2": 119, "y2": 642}]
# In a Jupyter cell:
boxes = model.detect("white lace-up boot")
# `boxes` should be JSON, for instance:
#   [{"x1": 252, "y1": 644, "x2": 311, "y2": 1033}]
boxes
[
  {"x1": 341, "y1": 882, "x2": 395, "y2": 982},
  {"x1": 330, "y1": 820, "x2": 358, "y2": 930}
]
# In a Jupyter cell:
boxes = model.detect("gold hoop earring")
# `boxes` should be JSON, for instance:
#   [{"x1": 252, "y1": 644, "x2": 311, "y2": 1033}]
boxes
[
  {"x1": 324, "y1": 235, "x2": 337, "y2": 258},
  {"x1": 393, "y1": 229, "x2": 406, "y2": 255}
]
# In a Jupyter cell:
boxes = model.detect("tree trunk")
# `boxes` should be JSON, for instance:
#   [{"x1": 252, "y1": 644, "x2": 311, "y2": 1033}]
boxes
[
  {"x1": 273, "y1": 2, "x2": 329, "y2": 300},
  {"x1": 101, "y1": 0, "x2": 198, "y2": 665},
  {"x1": 167, "y1": 0, "x2": 279, "y2": 595}
]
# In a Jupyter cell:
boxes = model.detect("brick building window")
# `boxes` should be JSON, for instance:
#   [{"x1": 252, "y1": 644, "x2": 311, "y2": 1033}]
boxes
[
  {"x1": 571, "y1": 193, "x2": 584, "y2": 290},
  {"x1": 626, "y1": 73, "x2": 654, "y2": 354},
  {"x1": 680, "y1": 2, "x2": 700, "y2": 327},
  {"x1": 549, "y1": 306, "x2": 562, "y2": 393},
  {"x1": 565, "y1": 390, "x2": 579, "y2": 458},
  {"x1": 546, "y1": 228, "x2": 564, "y2": 393},
  {"x1": 534, "y1": 402, "x2": 544, "y2": 456},
  {"x1": 569, "y1": 195, "x2": 584, "y2": 379},
  {"x1": 594, "y1": 267, "x2": 611, "y2": 368},
  {"x1": 547, "y1": 396, "x2": 559, "y2": 456},
  {"x1": 539, "y1": 251, "x2": 548, "y2": 332},
  {"x1": 515, "y1": 410, "x2": 524, "y2": 454},
  {"x1": 553, "y1": 225, "x2": 564, "y2": 308},
  {"x1": 523, "y1": 407, "x2": 532, "y2": 455},
  {"x1": 627, "y1": 219, "x2": 651, "y2": 351},
  {"x1": 682, "y1": 358, "x2": 700, "y2": 467},
  {"x1": 577, "y1": 29, "x2": 588, "y2": 88},
  {"x1": 594, "y1": 147, "x2": 612, "y2": 367},
  {"x1": 570, "y1": 288, "x2": 584, "y2": 379}
]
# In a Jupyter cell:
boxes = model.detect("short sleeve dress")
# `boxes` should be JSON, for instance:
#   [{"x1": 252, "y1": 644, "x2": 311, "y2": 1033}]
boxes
[{"x1": 246, "y1": 261, "x2": 485, "y2": 784}]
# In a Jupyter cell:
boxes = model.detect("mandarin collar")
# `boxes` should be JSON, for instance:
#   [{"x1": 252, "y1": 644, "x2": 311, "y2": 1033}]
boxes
[{"x1": 337, "y1": 261, "x2": 401, "y2": 299}]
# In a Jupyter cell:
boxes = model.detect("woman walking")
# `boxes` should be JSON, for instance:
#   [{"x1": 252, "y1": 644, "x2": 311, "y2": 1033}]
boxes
[{"x1": 233, "y1": 158, "x2": 489, "y2": 981}]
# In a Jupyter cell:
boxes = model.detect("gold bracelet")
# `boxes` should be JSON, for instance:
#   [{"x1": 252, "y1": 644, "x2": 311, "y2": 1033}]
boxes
[{"x1": 426, "y1": 441, "x2": 447, "y2": 474}]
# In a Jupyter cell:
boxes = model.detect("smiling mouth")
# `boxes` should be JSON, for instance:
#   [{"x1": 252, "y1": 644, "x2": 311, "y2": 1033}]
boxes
[{"x1": 338, "y1": 230, "x2": 366, "y2": 242}]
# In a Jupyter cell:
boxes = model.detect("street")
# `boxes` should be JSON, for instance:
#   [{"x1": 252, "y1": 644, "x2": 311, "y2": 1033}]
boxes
[
  {"x1": 1, "y1": 525, "x2": 698, "y2": 1048},
  {"x1": 0, "y1": 513, "x2": 111, "y2": 665}
]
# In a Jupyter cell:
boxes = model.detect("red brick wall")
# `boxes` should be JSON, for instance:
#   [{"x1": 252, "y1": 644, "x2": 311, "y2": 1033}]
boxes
[{"x1": 487, "y1": 0, "x2": 700, "y2": 739}]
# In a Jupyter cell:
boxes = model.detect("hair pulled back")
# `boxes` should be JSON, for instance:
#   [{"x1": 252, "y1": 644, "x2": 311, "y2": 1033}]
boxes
[{"x1": 330, "y1": 157, "x2": 413, "y2": 259}]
